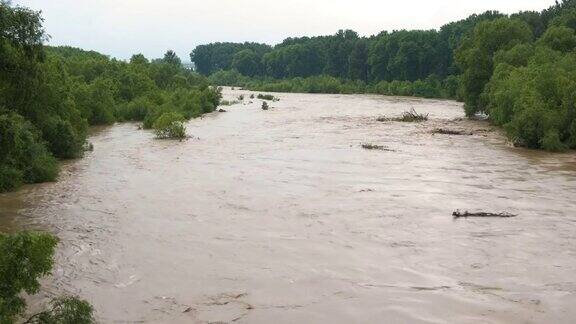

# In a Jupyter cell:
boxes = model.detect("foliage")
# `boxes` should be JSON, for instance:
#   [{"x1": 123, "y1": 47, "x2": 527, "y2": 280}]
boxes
[
  {"x1": 116, "y1": 96, "x2": 158, "y2": 122},
  {"x1": 190, "y1": 42, "x2": 272, "y2": 75},
  {"x1": 0, "y1": 231, "x2": 58, "y2": 323},
  {"x1": 0, "y1": 112, "x2": 58, "y2": 192},
  {"x1": 193, "y1": 13, "x2": 504, "y2": 83},
  {"x1": 208, "y1": 69, "x2": 250, "y2": 86},
  {"x1": 193, "y1": 10, "x2": 511, "y2": 102},
  {"x1": 0, "y1": 232, "x2": 94, "y2": 324},
  {"x1": 163, "y1": 50, "x2": 182, "y2": 66},
  {"x1": 28, "y1": 296, "x2": 95, "y2": 324},
  {"x1": 537, "y1": 25, "x2": 576, "y2": 52},
  {"x1": 231, "y1": 49, "x2": 261, "y2": 77},
  {"x1": 239, "y1": 75, "x2": 454, "y2": 99},
  {"x1": 455, "y1": 17, "x2": 533, "y2": 116},
  {"x1": 484, "y1": 47, "x2": 576, "y2": 150},
  {"x1": 153, "y1": 112, "x2": 187, "y2": 139},
  {"x1": 456, "y1": 0, "x2": 576, "y2": 150}
]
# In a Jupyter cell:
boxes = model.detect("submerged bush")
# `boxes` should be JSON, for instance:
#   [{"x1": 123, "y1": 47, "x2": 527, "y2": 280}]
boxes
[
  {"x1": 378, "y1": 108, "x2": 429, "y2": 122},
  {"x1": 361, "y1": 143, "x2": 388, "y2": 150},
  {"x1": 257, "y1": 94, "x2": 276, "y2": 101},
  {"x1": 219, "y1": 100, "x2": 240, "y2": 106},
  {"x1": 152, "y1": 112, "x2": 187, "y2": 139}
]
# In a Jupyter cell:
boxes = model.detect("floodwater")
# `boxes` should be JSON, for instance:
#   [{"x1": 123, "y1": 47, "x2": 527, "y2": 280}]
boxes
[{"x1": 1, "y1": 88, "x2": 576, "y2": 323}]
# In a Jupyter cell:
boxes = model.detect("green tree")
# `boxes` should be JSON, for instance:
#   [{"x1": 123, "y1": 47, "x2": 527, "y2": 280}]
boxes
[
  {"x1": 231, "y1": 49, "x2": 261, "y2": 77},
  {"x1": 191, "y1": 42, "x2": 272, "y2": 75},
  {"x1": 0, "y1": 231, "x2": 95, "y2": 324},
  {"x1": 538, "y1": 25, "x2": 576, "y2": 52},
  {"x1": 0, "y1": 231, "x2": 58, "y2": 323},
  {"x1": 456, "y1": 18, "x2": 532, "y2": 116},
  {"x1": 163, "y1": 50, "x2": 182, "y2": 66},
  {"x1": 130, "y1": 53, "x2": 149, "y2": 65},
  {"x1": 348, "y1": 40, "x2": 368, "y2": 81}
]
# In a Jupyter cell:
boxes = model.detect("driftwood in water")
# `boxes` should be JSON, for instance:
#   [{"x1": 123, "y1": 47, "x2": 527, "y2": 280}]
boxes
[
  {"x1": 453, "y1": 210, "x2": 517, "y2": 218},
  {"x1": 378, "y1": 108, "x2": 428, "y2": 123},
  {"x1": 432, "y1": 128, "x2": 472, "y2": 135},
  {"x1": 361, "y1": 143, "x2": 395, "y2": 151}
]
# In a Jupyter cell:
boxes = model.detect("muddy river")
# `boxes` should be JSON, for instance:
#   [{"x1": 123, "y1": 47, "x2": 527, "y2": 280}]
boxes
[{"x1": 1, "y1": 88, "x2": 576, "y2": 323}]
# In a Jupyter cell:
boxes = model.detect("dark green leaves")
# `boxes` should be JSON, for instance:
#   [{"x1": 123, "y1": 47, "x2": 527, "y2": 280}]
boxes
[{"x1": 0, "y1": 232, "x2": 58, "y2": 323}]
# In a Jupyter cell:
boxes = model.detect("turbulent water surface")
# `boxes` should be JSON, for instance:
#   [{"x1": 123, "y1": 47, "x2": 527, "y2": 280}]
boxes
[{"x1": 1, "y1": 88, "x2": 576, "y2": 323}]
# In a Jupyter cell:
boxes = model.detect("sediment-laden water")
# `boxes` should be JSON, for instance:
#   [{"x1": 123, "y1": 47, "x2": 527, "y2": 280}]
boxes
[{"x1": 1, "y1": 88, "x2": 575, "y2": 323}]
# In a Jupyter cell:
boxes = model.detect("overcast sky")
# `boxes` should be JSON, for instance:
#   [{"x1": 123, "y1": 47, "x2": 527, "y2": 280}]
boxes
[{"x1": 14, "y1": 0, "x2": 555, "y2": 62}]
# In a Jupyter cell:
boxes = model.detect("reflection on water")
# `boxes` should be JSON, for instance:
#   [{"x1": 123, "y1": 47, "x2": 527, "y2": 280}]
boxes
[{"x1": 1, "y1": 88, "x2": 575, "y2": 323}]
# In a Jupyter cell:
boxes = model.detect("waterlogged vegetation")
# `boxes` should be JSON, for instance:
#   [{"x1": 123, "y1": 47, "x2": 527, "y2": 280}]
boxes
[
  {"x1": 0, "y1": 1, "x2": 221, "y2": 192},
  {"x1": 195, "y1": 0, "x2": 576, "y2": 150},
  {"x1": 219, "y1": 99, "x2": 241, "y2": 106},
  {"x1": 256, "y1": 94, "x2": 278, "y2": 101},
  {"x1": 152, "y1": 112, "x2": 187, "y2": 140},
  {"x1": 378, "y1": 108, "x2": 429, "y2": 123},
  {"x1": 361, "y1": 143, "x2": 390, "y2": 151}
]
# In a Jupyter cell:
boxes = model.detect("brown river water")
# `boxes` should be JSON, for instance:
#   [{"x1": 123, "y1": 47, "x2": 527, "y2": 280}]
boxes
[{"x1": 1, "y1": 88, "x2": 576, "y2": 323}]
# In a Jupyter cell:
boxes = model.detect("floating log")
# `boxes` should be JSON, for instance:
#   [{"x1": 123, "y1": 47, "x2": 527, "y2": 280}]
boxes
[
  {"x1": 453, "y1": 210, "x2": 517, "y2": 218},
  {"x1": 361, "y1": 143, "x2": 395, "y2": 151},
  {"x1": 432, "y1": 128, "x2": 472, "y2": 135}
]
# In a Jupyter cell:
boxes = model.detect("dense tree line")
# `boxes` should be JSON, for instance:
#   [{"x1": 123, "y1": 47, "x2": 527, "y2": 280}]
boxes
[
  {"x1": 0, "y1": 1, "x2": 221, "y2": 192},
  {"x1": 191, "y1": 12, "x2": 505, "y2": 83},
  {"x1": 192, "y1": 12, "x2": 510, "y2": 100},
  {"x1": 458, "y1": 1, "x2": 576, "y2": 150},
  {"x1": 196, "y1": 0, "x2": 576, "y2": 150}
]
